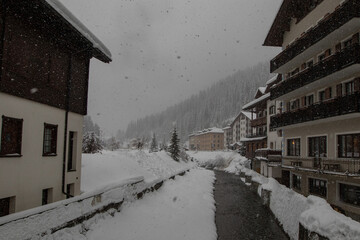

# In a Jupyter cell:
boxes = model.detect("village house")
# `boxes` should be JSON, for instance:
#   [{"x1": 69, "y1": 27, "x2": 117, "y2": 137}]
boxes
[
  {"x1": 222, "y1": 125, "x2": 232, "y2": 149},
  {"x1": 0, "y1": 0, "x2": 111, "y2": 216},
  {"x1": 189, "y1": 128, "x2": 224, "y2": 151},
  {"x1": 265, "y1": 0, "x2": 360, "y2": 220}
]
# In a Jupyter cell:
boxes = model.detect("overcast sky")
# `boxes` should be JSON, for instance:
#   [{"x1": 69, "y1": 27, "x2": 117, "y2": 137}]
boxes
[{"x1": 59, "y1": 0, "x2": 282, "y2": 135}]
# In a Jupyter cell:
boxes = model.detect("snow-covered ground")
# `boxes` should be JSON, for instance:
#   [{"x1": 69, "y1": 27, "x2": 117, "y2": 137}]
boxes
[
  {"x1": 45, "y1": 169, "x2": 217, "y2": 240},
  {"x1": 82, "y1": 150, "x2": 196, "y2": 192}
]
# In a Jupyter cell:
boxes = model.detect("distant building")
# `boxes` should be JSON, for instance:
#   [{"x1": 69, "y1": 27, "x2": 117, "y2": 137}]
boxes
[
  {"x1": 189, "y1": 128, "x2": 224, "y2": 151},
  {"x1": 0, "y1": 0, "x2": 111, "y2": 216},
  {"x1": 222, "y1": 126, "x2": 232, "y2": 149},
  {"x1": 265, "y1": 0, "x2": 360, "y2": 220}
]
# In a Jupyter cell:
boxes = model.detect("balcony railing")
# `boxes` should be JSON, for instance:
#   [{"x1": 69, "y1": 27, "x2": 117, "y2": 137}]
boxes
[
  {"x1": 270, "y1": 93, "x2": 360, "y2": 129},
  {"x1": 255, "y1": 149, "x2": 282, "y2": 162},
  {"x1": 245, "y1": 132, "x2": 267, "y2": 139},
  {"x1": 282, "y1": 157, "x2": 360, "y2": 175},
  {"x1": 251, "y1": 116, "x2": 267, "y2": 127},
  {"x1": 271, "y1": 44, "x2": 360, "y2": 100},
  {"x1": 270, "y1": 0, "x2": 360, "y2": 73}
]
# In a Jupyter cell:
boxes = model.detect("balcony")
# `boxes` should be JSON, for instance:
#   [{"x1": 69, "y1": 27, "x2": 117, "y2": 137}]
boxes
[
  {"x1": 270, "y1": 0, "x2": 360, "y2": 73},
  {"x1": 251, "y1": 116, "x2": 266, "y2": 128},
  {"x1": 283, "y1": 157, "x2": 360, "y2": 175},
  {"x1": 270, "y1": 93, "x2": 360, "y2": 129},
  {"x1": 245, "y1": 132, "x2": 267, "y2": 139},
  {"x1": 255, "y1": 149, "x2": 282, "y2": 162},
  {"x1": 271, "y1": 44, "x2": 360, "y2": 100}
]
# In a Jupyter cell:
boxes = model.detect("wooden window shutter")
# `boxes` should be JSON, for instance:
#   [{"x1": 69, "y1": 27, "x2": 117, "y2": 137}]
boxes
[
  {"x1": 325, "y1": 49, "x2": 331, "y2": 57},
  {"x1": 335, "y1": 43, "x2": 341, "y2": 52},
  {"x1": 336, "y1": 84, "x2": 342, "y2": 97},
  {"x1": 301, "y1": 63, "x2": 306, "y2": 71},
  {"x1": 301, "y1": 96, "x2": 306, "y2": 107},
  {"x1": 352, "y1": 33, "x2": 359, "y2": 44},
  {"x1": 325, "y1": 87, "x2": 331, "y2": 99},
  {"x1": 354, "y1": 78, "x2": 360, "y2": 92}
]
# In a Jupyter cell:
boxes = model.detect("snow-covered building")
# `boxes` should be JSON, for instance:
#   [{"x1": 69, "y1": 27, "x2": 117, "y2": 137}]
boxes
[
  {"x1": 188, "y1": 128, "x2": 224, "y2": 151},
  {"x1": 265, "y1": 0, "x2": 360, "y2": 220},
  {"x1": 222, "y1": 125, "x2": 232, "y2": 149},
  {"x1": 0, "y1": 0, "x2": 111, "y2": 216}
]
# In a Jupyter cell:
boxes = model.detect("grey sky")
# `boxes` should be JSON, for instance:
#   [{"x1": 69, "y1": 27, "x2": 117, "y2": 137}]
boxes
[{"x1": 59, "y1": 0, "x2": 282, "y2": 135}]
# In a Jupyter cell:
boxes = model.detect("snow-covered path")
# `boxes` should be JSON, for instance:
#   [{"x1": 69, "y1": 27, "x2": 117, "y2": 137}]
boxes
[{"x1": 83, "y1": 169, "x2": 217, "y2": 240}]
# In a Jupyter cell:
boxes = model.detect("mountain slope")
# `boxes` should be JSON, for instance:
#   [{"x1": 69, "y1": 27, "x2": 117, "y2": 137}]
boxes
[{"x1": 125, "y1": 62, "x2": 273, "y2": 142}]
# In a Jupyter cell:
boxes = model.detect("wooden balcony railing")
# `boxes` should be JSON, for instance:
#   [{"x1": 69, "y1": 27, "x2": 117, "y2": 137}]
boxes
[
  {"x1": 282, "y1": 157, "x2": 360, "y2": 175},
  {"x1": 270, "y1": 0, "x2": 360, "y2": 73},
  {"x1": 251, "y1": 116, "x2": 267, "y2": 127},
  {"x1": 271, "y1": 44, "x2": 360, "y2": 100},
  {"x1": 270, "y1": 93, "x2": 360, "y2": 129},
  {"x1": 246, "y1": 132, "x2": 267, "y2": 139}
]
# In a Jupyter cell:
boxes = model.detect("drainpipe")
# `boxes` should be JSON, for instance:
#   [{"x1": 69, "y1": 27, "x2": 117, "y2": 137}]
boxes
[
  {"x1": 0, "y1": 0, "x2": 7, "y2": 88},
  {"x1": 62, "y1": 47, "x2": 91, "y2": 198}
]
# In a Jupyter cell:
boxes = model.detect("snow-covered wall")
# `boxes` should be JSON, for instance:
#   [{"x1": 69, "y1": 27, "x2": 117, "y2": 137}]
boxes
[{"x1": 0, "y1": 169, "x2": 191, "y2": 240}]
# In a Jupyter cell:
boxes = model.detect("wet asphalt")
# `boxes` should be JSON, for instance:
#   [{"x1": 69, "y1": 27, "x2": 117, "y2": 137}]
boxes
[{"x1": 214, "y1": 170, "x2": 289, "y2": 240}]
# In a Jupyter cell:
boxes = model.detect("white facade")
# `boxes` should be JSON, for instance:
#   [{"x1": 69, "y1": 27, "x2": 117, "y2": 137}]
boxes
[{"x1": 0, "y1": 93, "x2": 82, "y2": 213}]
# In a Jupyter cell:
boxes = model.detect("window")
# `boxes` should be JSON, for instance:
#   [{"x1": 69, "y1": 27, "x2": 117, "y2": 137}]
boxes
[
  {"x1": 0, "y1": 197, "x2": 10, "y2": 217},
  {"x1": 318, "y1": 53, "x2": 326, "y2": 62},
  {"x1": 340, "y1": 183, "x2": 360, "y2": 207},
  {"x1": 290, "y1": 99, "x2": 300, "y2": 111},
  {"x1": 309, "y1": 178, "x2": 327, "y2": 197},
  {"x1": 0, "y1": 116, "x2": 23, "y2": 156},
  {"x1": 291, "y1": 68, "x2": 299, "y2": 76},
  {"x1": 306, "y1": 60, "x2": 313, "y2": 68},
  {"x1": 66, "y1": 183, "x2": 75, "y2": 199},
  {"x1": 269, "y1": 105, "x2": 275, "y2": 115},
  {"x1": 305, "y1": 95, "x2": 314, "y2": 106},
  {"x1": 42, "y1": 188, "x2": 53, "y2": 205},
  {"x1": 345, "y1": 81, "x2": 355, "y2": 96},
  {"x1": 338, "y1": 133, "x2": 360, "y2": 158},
  {"x1": 344, "y1": 38, "x2": 353, "y2": 48},
  {"x1": 292, "y1": 174, "x2": 301, "y2": 190},
  {"x1": 287, "y1": 138, "x2": 300, "y2": 156},
  {"x1": 43, "y1": 124, "x2": 58, "y2": 156},
  {"x1": 67, "y1": 131, "x2": 77, "y2": 171},
  {"x1": 308, "y1": 136, "x2": 327, "y2": 157},
  {"x1": 319, "y1": 91, "x2": 325, "y2": 102}
]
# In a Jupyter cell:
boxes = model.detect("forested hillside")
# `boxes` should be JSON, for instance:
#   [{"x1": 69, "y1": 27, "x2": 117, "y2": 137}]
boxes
[{"x1": 125, "y1": 62, "x2": 273, "y2": 143}]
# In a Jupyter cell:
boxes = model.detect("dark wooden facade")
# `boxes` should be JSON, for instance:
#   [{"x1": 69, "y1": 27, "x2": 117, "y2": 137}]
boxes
[{"x1": 0, "y1": 0, "x2": 107, "y2": 115}]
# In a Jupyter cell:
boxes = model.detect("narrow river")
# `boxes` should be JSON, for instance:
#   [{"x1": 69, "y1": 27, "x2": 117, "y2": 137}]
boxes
[{"x1": 214, "y1": 170, "x2": 289, "y2": 240}]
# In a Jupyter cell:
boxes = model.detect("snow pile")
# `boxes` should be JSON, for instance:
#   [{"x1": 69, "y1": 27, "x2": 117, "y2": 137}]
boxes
[
  {"x1": 228, "y1": 160, "x2": 360, "y2": 240},
  {"x1": 45, "y1": 169, "x2": 217, "y2": 240},
  {"x1": 82, "y1": 150, "x2": 196, "y2": 192},
  {"x1": 300, "y1": 196, "x2": 360, "y2": 240},
  {"x1": 188, "y1": 151, "x2": 248, "y2": 170}
]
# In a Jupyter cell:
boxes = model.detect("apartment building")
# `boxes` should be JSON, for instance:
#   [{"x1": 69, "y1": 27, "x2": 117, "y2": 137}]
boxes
[
  {"x1": 265, "y1": 0, "x2": 360, "y2": 220},
  {"x1": 188, "y1": 128, "x2": 224, "y2": 151},
  {"x1": 0, "y1": 0, "x2": 111, "y2": 216},
  {"x1": 222, "y1": 125, "x2": 232, "y2": 149}
]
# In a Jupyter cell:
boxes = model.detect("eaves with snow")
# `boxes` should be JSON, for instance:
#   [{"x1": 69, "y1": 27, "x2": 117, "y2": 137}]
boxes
[{"x1": 44, "y1": 0, "x2": 112, "y2": 63}]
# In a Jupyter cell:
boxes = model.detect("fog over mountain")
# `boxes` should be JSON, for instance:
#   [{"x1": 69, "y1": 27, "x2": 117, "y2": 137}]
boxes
[{"x1": 125, "y1": 62, "x2": 273, "y2": 142}]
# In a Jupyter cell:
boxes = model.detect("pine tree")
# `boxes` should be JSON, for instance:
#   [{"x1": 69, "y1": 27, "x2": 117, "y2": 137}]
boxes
[
  {"x1": 149, "y1": 133, "x2": 158, "y2": 153},
  {"x1": 169, "y1": 127, "x2": 180, "y2": 161},
  {"x1": 82, "y1": 132, "x2": 103, "y2": 153}
]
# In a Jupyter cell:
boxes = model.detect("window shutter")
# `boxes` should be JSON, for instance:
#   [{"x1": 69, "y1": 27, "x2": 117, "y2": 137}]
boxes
[
  {"x1": 325, "y1": 87, "x2": 331, "y2": 99},
  {"x1": 354, "y1": 78, "x2": 360, "y2": 92},
  {"x1": 336, "y1": 84, "x2": 342, "y2": 97},
  {"x1": 335, "y1": 43, "x2": 341, "y2": 52},
  {"x1": 301, "y1": 96, "x2": 306, "y2": 107},
  {"x1": 352, "y1": 33, "x2": 359, "y2": 44},
  {"x1": 325, "y1": 49, "x2": 331, "y2": 57}
]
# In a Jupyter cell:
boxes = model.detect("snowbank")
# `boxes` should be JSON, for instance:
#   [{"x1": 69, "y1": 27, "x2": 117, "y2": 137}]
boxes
[
  {"x1": 230, "y1": 162, "x2": 360, "y2": 240},
  {"x1": 188, "y1": 151, "x2": 248, "y2": 170},
  {"x1": 82, "y1": 150, "x2": 196, "y2": 192}
]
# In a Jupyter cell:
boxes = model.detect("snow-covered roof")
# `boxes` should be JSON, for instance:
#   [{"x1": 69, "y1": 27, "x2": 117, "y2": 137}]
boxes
[
  {"x1": 240, "y1": 136, "x2": 267, "y2": 142},
  {"x1": 44, "y1": 0, "x2": 112, "y2": 63},
  {"x1": 242, "y1": 93, "x2": 270, "y2": 110},
  {"x1": 258, "y1": 87, "x2": 266, "y2": 94},
  {"x1": 241, "y1": 111, "x2": 253, "y2": 120},
  {"x1": 266, "y1": 75, "x2": 278, "y2": 85},
  {"x1": 193, "y1": 127, "x2": 224, "y2": 136},
  {"x1": 223, "y1": 126, "x2": 232, "y2": 130}
]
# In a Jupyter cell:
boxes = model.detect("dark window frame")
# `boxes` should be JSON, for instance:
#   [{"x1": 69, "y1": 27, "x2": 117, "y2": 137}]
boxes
[
  {"x1": 292, "y1": 174, "x2": 302, "y2": 190},
  {"x1": 339, "y1": 183, "x2": 360, "y2": 207},
  {"x1": 308, "y1": 136, "x2": 327, "y2": 157},
  {"x1": 309, "y1": 178, "x2": 327, "y2": 197},
  {"x1": 0, "y1": 116, "x2": 23, "y2": 157},
  {"x1": 287, "y1": 138, "x2": 300, "y2": 156},
  {"x1": 43, "y1": 123, "x2": 58, "y2": 156},
  {"x1": 338, "y1": 133, "x2": 360, "y2": 158}
]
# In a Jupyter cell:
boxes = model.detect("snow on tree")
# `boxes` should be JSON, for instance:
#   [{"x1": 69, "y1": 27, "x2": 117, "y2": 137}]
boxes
[
  {"x1": 169, "y1": 127, "x2": 180, "y2": 161},
  {"x1": 82, "y1": 132, "x2": 103, "y2": 154},
  {"x1": 149, "y1": 133, "x2": 158, "y2": 153},
  {"x1": 107, "y1": 136, "x2": 120, "y2": 151}
]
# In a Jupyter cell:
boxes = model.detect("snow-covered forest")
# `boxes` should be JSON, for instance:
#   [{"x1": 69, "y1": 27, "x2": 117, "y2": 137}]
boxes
[{"x1": 125, "y1": 62, "x2": 273, "y2": 142}]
